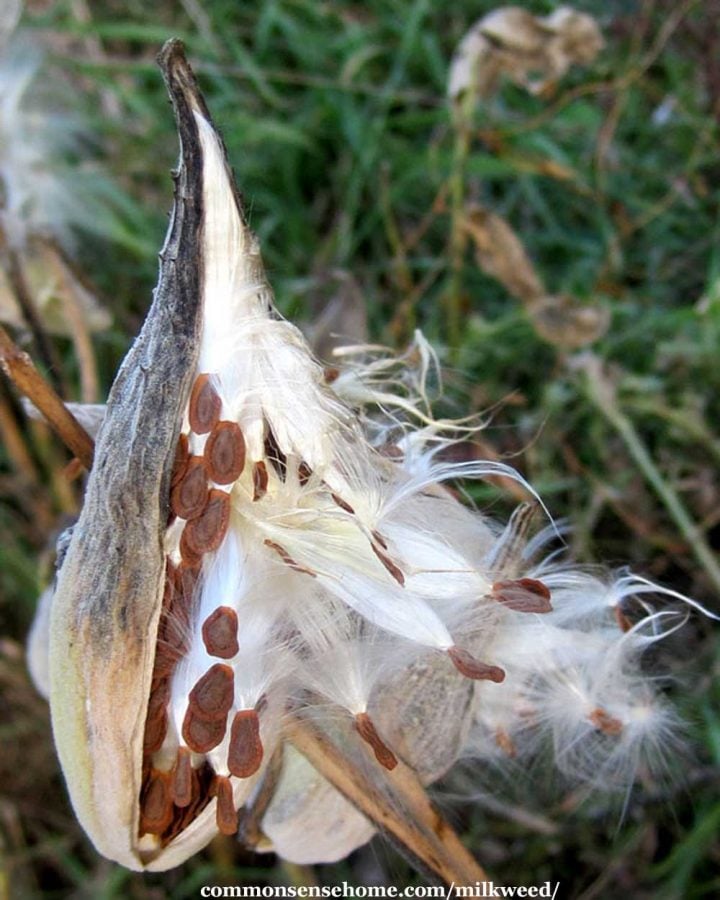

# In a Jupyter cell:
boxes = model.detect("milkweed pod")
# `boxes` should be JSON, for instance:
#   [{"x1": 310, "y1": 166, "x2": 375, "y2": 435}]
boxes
[{"x1": 46, "y1": 41, "x2": 267, "y2": 872}]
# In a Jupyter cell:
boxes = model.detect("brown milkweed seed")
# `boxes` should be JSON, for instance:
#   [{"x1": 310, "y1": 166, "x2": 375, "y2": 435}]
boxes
[
  {"x1": 355, "y1": 712, "x2": 398, "y2": 771},
  {"x1": 252, "y1": 461, "x2": 268, "y2": 501},
  {"x1": 188, "y1": 374, "x2": 221, "y2": 434},
  {"x1": 182, "y1": 489, "x2": 231, "y2": 556},
  {"x1": 170, "y1": 456, "x2": 209, "y2": 520},
  {"x1": 140, "y1": 770, "x2": 173, "y2": 835},
  {"x1": 371, "y1": 542, "x2": 405, "y2": 586},
  {"x1": 187, "y1": 663, "x2": 235, "y2": 720},
  {"x1": 171, "y1": 433, "x2": 190, "y2": 487},
  {"x1": 492, "y1": 578, "x2": 553, "y2": 614},
  {"x1": 264, "y1": 427, "x2": 287, "y2": 480},
  {"x1": 205, "y1": 421, "x2": 246, "y2": 484},
  {"x1": 263, "y1": 539, "x2": 316, "y2": 577},
  {"x1": 182, "y1": 709, "x2": 228, "y2": 754},
  {"x1": 215, "y1": 775, "x2": 238, "y2": 835},
  {"x1": 614, "y1": 604, "x2": 633, "y2": 633},
  {"x1": 202, "y1": 606, "x2": 239, "y2": 659},
  {"x1": 448, "y1": 646, "x2": 506, "y2": 683},
  {"x1": 227, "y1": 709, "x2": 263, "y2": 778},
  {"x1": 589, "y1": 707, "x2": 623, "y2": 736},
  {"x1": 171, "y1": 747, "x2": 193, "y2": 808},
  {"x1": 143, "y1": 678, "x2": 170, "y2": 754},
  {"x1": 331, "y1": 492, "x2": 355, "y2": 514}
]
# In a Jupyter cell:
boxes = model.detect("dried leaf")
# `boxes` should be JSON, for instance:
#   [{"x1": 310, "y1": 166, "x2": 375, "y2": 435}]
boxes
[
  {"x1": 464, "y1": 206, "x2": 609, "y2": 348},
  {"x1": 448, "y1": 5, "x2": 603, "y2": 102},
  {"x1": 464, "y1": 205, "x2": 544, "y2": 303},
  {"x1": 528, "y1": 293, "x2": 610, "y2": 349}
]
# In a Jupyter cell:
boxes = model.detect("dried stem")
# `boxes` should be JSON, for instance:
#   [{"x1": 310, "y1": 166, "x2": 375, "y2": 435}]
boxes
[
  {"x1": 0, "y1": 384, "x2": 42, "y2": 486},
  {"x1": 286, "y1": 712, "x2": 489, "y2": 887},
  {"x1": 0, "y1": 325, "x2": 94, "y2": 469}
]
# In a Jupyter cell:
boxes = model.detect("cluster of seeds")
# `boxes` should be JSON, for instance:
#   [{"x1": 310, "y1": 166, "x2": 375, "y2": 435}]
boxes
[{"x1": 140, "y1": 374, "x2": 263, "y2": 840}]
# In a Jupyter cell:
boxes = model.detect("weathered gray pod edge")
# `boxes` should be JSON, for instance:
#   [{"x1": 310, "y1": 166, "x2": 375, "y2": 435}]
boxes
[{"x1": 48, "y1": 41, "x2": 216, "y2": 869}]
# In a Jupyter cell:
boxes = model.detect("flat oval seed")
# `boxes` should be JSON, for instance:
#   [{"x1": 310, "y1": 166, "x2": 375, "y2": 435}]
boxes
[
  {"x1": 179, "y1": 527, "x2": 205, "y2": 568},
  {"x1": 371, "y1": 542, "x2": 405, "y2": 586},
  {"x1": 202, "y1": 606, "x2": 239, "y2": 659},
  {"x1": 227, "y1": 709, "x2": 264, "y2": 778},
  {"x1": 589, "y1": 708, "x2": 623, "y2": 736},
  {"x1": 182, "y1": 489, "x2": 230, "y2": 556},
  {"x1": 355, "y1": 712, "x2": 397, "y2": 771},
  {"x1": 171, "y1": 433, "x2": 190, "y2": 487},
  {"x1": 174, "y1": 561, "x2": 200, "y2": 599},
  {"x1": 252, "y1": 461, "x2": 268, "y2": 501},
  {"x1": 492, "y1": 577, "x2": 552, "y2": 614},
  {"x1": 171, "y1": 747, "x2": 193, "y2": 808},
  {"x1": 448, "y1": 646, "x2": 506, "y2": 683},
  {"x1": 143, "y1": 679, "x2": 170, "y2": 754},
  {"x1": 152, "y1": 640, "x2": 183, "y2": 679},
  {"x1": 205, "y1": 421, "x2": 245, "y2": 484},
  {"x1": 170, "y1": 457, "x2": 209, "y2": 520},
  {"x1": 188, "y1": 663, "x2": 234, "y2": 720},
  {"x1": 215, "y1": 775, "x2": 238, "y2": 835},
  {"x1": 175, "y1": 764, "x2": 210, "y2": 832},
  {"x1": 140, "y1": 770, "x2": 173, "y2": 835},
  {"x1": 182, "y1": 709, "x2": 228, "y2": 753},
  {"x1": 189, "y1": 374, "x2": 221, "y2": 434}
]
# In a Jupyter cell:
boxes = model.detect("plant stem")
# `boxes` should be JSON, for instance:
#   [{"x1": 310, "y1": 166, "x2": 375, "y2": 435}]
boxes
[{"x1": 0, "y1": 325, "x2": 94, "y2": 469}]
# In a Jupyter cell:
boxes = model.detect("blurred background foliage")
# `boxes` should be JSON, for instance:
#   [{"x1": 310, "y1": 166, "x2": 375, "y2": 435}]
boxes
[{"x1": 0, "y1": 0, "x2": 719, "y2": 897}]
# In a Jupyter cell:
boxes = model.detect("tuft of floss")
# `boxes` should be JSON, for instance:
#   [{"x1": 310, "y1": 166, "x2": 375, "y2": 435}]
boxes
[{"x1": 32, "y1": 42, "x2": 710, "y2": 874}]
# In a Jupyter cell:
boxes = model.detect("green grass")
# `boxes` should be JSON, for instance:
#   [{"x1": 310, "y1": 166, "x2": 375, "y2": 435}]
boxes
[{"x1": 1, "y1": 0, "x2": 719, "y2": 897}]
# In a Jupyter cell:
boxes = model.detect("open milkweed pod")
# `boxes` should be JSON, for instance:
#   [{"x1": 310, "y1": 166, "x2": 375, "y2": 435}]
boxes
[
  {"x1": 44, "y1": 38, "x2": 701, "y2": 881},
  {"x1": 47, "y1": 42, "x2": 271, "y2": 871}
]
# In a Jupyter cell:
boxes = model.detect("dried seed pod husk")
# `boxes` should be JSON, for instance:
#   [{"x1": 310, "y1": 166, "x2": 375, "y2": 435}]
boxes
[
  {"x1": 260, "y1": 744, "x2": 375, "y2": 865},
  {"x1": 47, "y1": 40, "x2": 266, "y2": 872}
]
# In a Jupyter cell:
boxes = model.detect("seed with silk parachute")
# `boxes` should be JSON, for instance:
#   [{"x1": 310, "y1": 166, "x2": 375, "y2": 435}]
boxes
[{"x1": 30, "y1": 40, "x2": 696, "y2": 874}]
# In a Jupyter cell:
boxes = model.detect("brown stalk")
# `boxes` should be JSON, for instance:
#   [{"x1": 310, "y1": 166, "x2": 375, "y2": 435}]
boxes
[
  {"x1": 0, "y1": 325, "x2": 94, "y2": 469},
  {"x1": 0, "y1": 385, "x2": 54, "y2": 534},
  {"x1": 0, "y1": 384, "x2": 42, "y2": 487}
]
